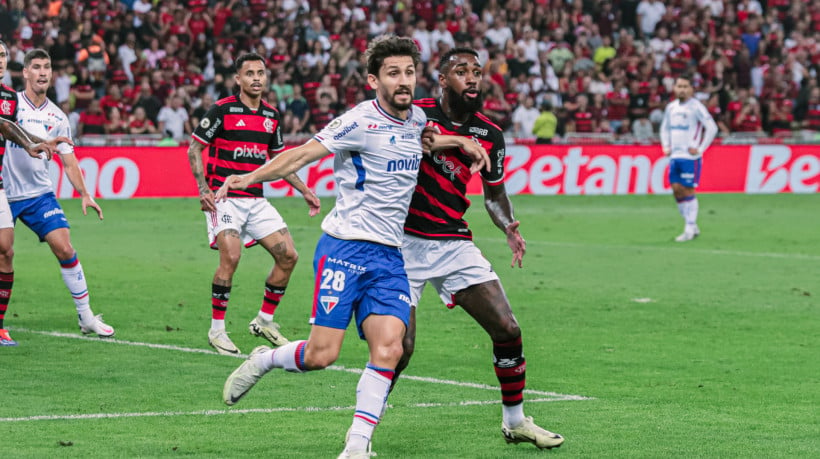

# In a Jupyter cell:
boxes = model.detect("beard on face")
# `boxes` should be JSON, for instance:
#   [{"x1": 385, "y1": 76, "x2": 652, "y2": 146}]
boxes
[
  {"x1": 445, "y1": 85, "x2": 483, "y2": 116},
  {"x1": 387, "y1": 87, "x2": 413, "y2": 111}
]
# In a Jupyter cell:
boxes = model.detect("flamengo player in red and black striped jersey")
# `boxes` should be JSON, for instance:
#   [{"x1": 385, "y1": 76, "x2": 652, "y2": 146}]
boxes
[
  {"x1": 0, "y1": 42, "x2": 72, "y2": 346},
  {"x1": 397, "y1": 48, "x2": 565, "y2": 450},
  {"x1": 187, "y1": 52, "x2": 320, "y2": 356}
]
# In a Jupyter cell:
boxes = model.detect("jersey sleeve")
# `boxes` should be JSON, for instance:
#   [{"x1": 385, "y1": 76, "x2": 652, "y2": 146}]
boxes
[
  {"x1": 54, "y1": 114, "x2": 75, "y2": 155},
  {"x1": 480, "y1": 130, "x2": 506, "y2": 184},
  {"x1": 269, "y1": 112, "x2": 285, "y2": 154},
  {"x1": 313, "y1": 110, "x2": 365, "y2": 154},
  {"x1": 191, "y1": 104, "x2": 223, "y2": 145}
]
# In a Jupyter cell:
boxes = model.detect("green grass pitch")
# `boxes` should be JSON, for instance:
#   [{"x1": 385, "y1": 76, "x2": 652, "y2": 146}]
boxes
[{"x1": 3, "y1": 194, "x2": 819, "y2": 457}]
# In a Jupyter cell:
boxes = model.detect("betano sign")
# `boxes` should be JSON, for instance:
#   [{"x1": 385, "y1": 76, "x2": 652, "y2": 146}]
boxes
[{"x1": 47, "y1": 145, "x2": 819, "y2": 199}]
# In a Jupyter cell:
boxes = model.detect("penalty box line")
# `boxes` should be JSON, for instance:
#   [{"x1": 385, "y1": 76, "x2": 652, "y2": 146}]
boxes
[{"x1": 9, "y1": 327, "x2": 594, "y2": 401}]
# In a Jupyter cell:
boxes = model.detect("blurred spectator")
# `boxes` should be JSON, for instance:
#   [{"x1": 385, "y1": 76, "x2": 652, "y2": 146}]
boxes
[
  {"x1": 100, "y1": 85, "x2": 127, "y2": 117},
  {"x1": 128, "y1": 106, "x2": 158, "y2": 135},
  {"x1": 631, "y1": 117, "x2": 654, "y2": 142},
  {"x1": 511, "y1": 95, "x2": 540, "y2": 139},
  {"x1": 481, "y1": 79, "x2": 512, "y2": 130},
  {"x1": 532, "y1": 100, "x2": 557, "y2": 144},
  {"x1": 105, "y1": 107, "x2": 128, "y2": 134},
  {"x1": 309, "y1": 92, "x2": 336, "y2": 132},
  {"x1": 133, "y1": 81, "x2": 163, "y2": 124},
  {"x1": 287, "y1": 84, "x2": 310, "y2": 133},
  {"x1": 78, "y1": 100, "x2": 108, "y2": 136},
  {"x1": 567, "y1": 94, "x2": 595, "y2": 133},
  {"x1": 636, "y1": 0, "x2": 666, "y2": 39},
  {"x1": 802, "y1": 87, "x2": 820, "y2": 131},
  {"x1": 430, "y1": 20, "x2": 455, "y2": 51},
  {"x1": 156, "y1": 94, "x2": 190, "y2": 141},
  {"x1": 733, "y1": 97, "x2": 764, "y2": 133},
  {"x1": 768, "y1": 100, "x2": 794, "y2": 136},
  {"x1": 190, "y1": 93, "x2": 213, "y2": 130}
]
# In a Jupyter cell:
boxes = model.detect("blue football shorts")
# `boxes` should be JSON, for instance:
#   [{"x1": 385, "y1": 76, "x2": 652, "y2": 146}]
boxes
[
  {"x1": 10, "y1": 192, "x2": 70, "y2": 241},
  {"x1": 310, "y1": 234, "x2": 411, "y2": 339},
  {"x1": 668, "y1": 157, "x2": 702, "y2": 188}
]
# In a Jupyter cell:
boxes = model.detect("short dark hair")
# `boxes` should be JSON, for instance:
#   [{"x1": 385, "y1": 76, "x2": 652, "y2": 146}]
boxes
[
  {"x1": 676, "y1": 73, "x2": 693, "y2": 84},
  {"x1": 235, "y1": 52, "x2": 266, "y2": 73},
  {"x1": 0, "y1": 40, "x2": 7, "y2": 55},
  {"x1": 438, "y1": 47, "x2": 480, "y2": 73},
  {"x1": 364, "y1": 35, "x2": 420, "y2": 76},
  {"x1": 24, "y1": 48, "x2": 50, "y2": 67}
]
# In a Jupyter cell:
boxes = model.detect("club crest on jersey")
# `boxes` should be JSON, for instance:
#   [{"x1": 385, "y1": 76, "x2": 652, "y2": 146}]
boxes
[
  {"x1": 320, "y1": 295, "x2": 339, "y2": 314},
  {"x1": 0, "y1": 100, "x2": 10, "y2": 115},
  {"x1": 263, "y1": 118, "x2": 274, "y2": 133}
]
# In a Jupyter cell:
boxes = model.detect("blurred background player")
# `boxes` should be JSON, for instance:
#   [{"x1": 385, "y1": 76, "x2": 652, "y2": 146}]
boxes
[
  {"x1": 660, "y1": 74, "x2": 718, "y2": 242},
  {"x1": 398, "y1": 47, "x2": 564, "y2": 450},
  {"x1": 218, "y1": 36, "x2": 489, "y2": 458},
  {"x1": 0, "y1": 41, "x2": 72, "y2": 346},
  {"x1": 2, "y1": 49, "x2": 112, "y2": 338},
  {"x1": 187, "y1": 52, "x2": 320, "y2": 356}
]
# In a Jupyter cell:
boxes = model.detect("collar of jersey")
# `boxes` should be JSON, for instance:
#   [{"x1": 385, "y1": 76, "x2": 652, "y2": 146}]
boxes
[
  {"x1": 371, "y1": 99, "x2": 410, "y2": 125},
  {"x1": 22, "y1": 91, "x2": 48, "y2": 111}
]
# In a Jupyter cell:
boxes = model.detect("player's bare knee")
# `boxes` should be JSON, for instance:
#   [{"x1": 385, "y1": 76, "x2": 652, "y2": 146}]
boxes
[
  {"x1": 277, "y1": 248, "x2": 298, "y2": 270},
  {"x1": 372, "y1": 341, "x2": 404, "y2": 367}
]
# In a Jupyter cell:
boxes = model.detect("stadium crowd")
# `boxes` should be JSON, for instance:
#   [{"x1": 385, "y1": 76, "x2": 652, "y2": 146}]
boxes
[{"x1": 1, "y1": 0, "x2": 819, "y2": 144}]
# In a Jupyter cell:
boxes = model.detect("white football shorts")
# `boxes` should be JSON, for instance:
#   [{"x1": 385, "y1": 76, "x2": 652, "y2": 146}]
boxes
[
  {"x1": 402, "y1": 234, "x2": 499, "y2": 308},
  {"x1": 0, "y1": 190, "x2": 13, "y2": 229},
  {"x1": 204, "y1": 197, "x2": 287, "y2": 249}
]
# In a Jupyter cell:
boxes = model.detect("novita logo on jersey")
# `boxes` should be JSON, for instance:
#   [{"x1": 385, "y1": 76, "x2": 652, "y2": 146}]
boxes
[
  {"x1": 469, "y1": 126, "x2": 488, "y2": 136},
  {"x1": 367, "y1": 123, "x2": 393, "y2": 130},
  {"x1": 387, "y1": 155, "x2": 420, "y2": 172},
  {"x1": 333, "y1": 122, "x2": 358, "y2": 140},
  {"x1": 233, "y1": 144, "x2": 267, "y2": 160}
]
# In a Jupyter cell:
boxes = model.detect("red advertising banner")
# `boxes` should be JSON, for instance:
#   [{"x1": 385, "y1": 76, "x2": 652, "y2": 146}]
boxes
[{"x1": 49, "y1": 145, "x2": 819, "y2": 199}]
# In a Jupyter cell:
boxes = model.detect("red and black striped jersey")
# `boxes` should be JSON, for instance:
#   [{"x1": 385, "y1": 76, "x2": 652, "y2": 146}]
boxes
[
  {"x1": 0, "y1": 83, "x2": 20, "y2": 190},
  {"x1": 192, "y1": 95, "x2": 284, "y2": 198},
  {"x1": 406, "y1": 98, "x2": 505, "y2": 240}
]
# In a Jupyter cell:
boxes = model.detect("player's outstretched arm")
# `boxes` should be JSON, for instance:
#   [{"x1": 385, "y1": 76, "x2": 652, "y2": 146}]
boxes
[
  {"x1": 428, "y1": 133, "x2": 490, "y2": 173},
  {"x1": 60, "y1": 152, "x2": 103, "y2": 220},
  {"x1": 0, "y1": 118, "x2": 72, "y2": 160},
  {"x1": 216, "y1": 139, "x2": 330, "y2": 201},
  {"x1": 282, "y1": 172, "x2": 321, "y2": 217},
  {"x1": 483, "y1": 181, "x2": 525, "y2": 268},
  {"x1": 187, "y1": 140, "x2": 216, "y2": 212}
]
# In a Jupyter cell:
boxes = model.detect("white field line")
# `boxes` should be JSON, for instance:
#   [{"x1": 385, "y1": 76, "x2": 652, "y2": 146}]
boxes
[
  {"x1": 3, "y1": 328, "x2": 592, "y2": 423},
  {"x1": 474, "y1": 237, "x2": 820, "y2": 261},
  {"x1": 0, "y1": 398, "x2": 577, "y2": 423}
]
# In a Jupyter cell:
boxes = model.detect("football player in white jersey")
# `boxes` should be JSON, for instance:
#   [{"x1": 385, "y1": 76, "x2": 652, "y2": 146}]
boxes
[
  {"x1": 2, "y1": 49, "x2": 113, "y2": 339},
  {"x1": 0, "y1": 41, "x2": 73, "y2": 346},
  {"x1": 219, "y1": 36, "x2": 489, "y2": 458},
  {"x1": 660, "y1": 74, "x2": 718, "y2": 242}
]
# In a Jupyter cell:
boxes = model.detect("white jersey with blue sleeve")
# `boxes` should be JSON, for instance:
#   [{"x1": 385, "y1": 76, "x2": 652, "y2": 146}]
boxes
[
  {"x1": 660, "y1": 98, "x2": 718, "y2": 159},
  {"x1": 2, "y1": 93, "x2": 73, "y2": 202},
  {"x1": 314, "y1": 99, "x2": 427, "y2": 247}
]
